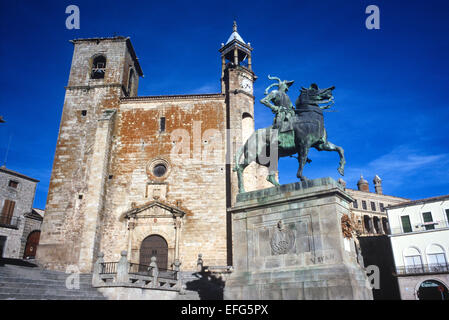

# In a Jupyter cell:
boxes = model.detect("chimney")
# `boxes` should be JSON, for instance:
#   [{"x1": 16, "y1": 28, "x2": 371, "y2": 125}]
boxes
[
  {"x1": 357, "y1": 175, "x2": 369, "y2": 192},
  {"x1": 373, "y1": 175, "x2": 383, "y2": 194}
]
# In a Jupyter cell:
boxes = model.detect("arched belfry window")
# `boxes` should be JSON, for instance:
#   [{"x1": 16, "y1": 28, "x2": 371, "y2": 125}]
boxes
[
  {"x1": 127, "y1": 68, "x2": 135, "y2": 95},
  {"x1": 91, "y1": 55, "x2": 106, "y2": 79},
  {"x1": 241, "y1": 112, "x2": 254, "y2": 141}
]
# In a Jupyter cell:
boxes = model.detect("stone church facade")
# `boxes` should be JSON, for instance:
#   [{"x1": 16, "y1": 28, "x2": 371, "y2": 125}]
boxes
[{"x1": 37, "y1": 24, "x2": 270, "y2": 272}]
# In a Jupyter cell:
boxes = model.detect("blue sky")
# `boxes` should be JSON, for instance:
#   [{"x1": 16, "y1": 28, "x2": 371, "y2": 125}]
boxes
[{"x1": 0, "y1": 0, "x2": 448, "y2": 209}]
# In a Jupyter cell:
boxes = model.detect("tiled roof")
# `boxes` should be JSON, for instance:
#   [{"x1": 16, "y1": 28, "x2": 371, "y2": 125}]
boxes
[
  {"x1": 388, "y1": 194, "x2": 449, "y2": 209},
  {"x1": 0, "y1": 166, "x2": 39, "y2": 182}
]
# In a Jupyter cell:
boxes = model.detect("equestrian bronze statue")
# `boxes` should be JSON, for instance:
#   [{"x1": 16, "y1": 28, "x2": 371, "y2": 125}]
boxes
[{"x1": 234, "y1": 75, "x2": 345, "y2": 193}]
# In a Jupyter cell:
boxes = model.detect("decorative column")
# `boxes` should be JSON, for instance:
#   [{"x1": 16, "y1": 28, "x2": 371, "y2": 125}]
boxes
[
  {"x1": 92, "y1": 252, "x2": 104, "y2": 287},
  {"x1": 127, "y1": 216, "x2": 135, "y2": 260},
  {"x1": 149, "y1": 256, "x2": 159, "y2": 288},
  {"x1": 221, "y1": 55, "x2": 226, "y2": 93},
  {"x1": 383, "y1": 218, "x2": 391, "y2": 234},
  {"x1": 234, "y1": 47, "x2": 238, "y2": 65},
  {"x1": 377, "y1": 217, "x2": 384, "y2": 234},
  {"x1": 197, "y1": 253, "x2": 204, "y2": 272},
  {"x1": 116, "y1": 250, "x2": 129, "y2": 283},
  {"x1": 174, "y1": 215, "x2": 182, "y2": 261}
]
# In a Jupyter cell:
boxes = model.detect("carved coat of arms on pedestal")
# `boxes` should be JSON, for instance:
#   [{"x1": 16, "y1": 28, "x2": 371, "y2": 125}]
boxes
[{"x1": 270, "y1": 220, "x2": 295, "y2": 255}]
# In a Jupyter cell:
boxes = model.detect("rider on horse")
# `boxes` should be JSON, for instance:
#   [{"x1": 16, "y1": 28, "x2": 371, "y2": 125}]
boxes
[
  {"x1": 260, "y1": 75, "x2": 296, "y2": 133},
  {"x1": 234, "y1": 75, "x2": 344, "y2": 193}
]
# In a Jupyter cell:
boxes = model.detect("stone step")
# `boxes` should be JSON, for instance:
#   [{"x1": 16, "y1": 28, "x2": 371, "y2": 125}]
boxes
[
  {"x1": 0, "y1": 265, "x2": 106, "y2": 300},
  {"x1": 0, "y1": 274, "x2": 92, "y2": 282},
  {"x1": 0, "y1": 281, "x2": 95, "y2": 290},
  {"x1": 0, "y1": 293, "x2": 107, "y2": 300},
  {"x1": 0, "y1": 282, "x2": 102, "y2": 291},
  {"x1": 0, "y1": 276, "x2": 93, "y2": 284},
  {"x1": 0, "y1": 287, "x2": 105, "y2": 297},
  {"x1": 0, "y1": 276, "x2": 93, "y2": 287},
  {"x1": 0, "y1": 269, "x2": 93, "y2": 278},
  {"x1": 177, "y1": 290, "x2": 200, "y2": 300}
]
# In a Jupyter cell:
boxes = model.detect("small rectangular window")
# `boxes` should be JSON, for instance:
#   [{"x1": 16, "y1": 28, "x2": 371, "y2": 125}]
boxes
[
  {"x1": 370, "y1": 201, "x2": 376, "y2": 211},
  {"x1": 1, "y1": 200, "x2": 16, "y2": 225},
  {"x1": 160, "y1": 117, "x2": 166, "y2": 132},
  {"x1": 362, "y1": 200, "x2": 367, "y2": 210},
  {"x1": 8, "y1": 180, "x2": 18, "y2": 188},
  {"x1": 353, "y1": 200, "x2": 358, "y2": 209},
  {"x1": 422, "y1": 212, "x2": 434, "y2": 230},
  {"x1": 446, "y1": 209, "x2": 449, "y2": 223},
  {"x1": 379, "y1": 203, "x2": 385, "y2": 212},
  {"x1": 401, "y1": 215, "x2": 412, "y2": 233},
  {"x1": 81, "y1": 110, "x2": 87, "y2": 116}
]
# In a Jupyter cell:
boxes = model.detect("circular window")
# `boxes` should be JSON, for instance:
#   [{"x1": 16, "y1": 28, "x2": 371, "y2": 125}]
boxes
[
  {"x1": 153, "y1": 163, "x2": 167, "y2": 177},
  {"x1": 147, "y1": 158, "x2": 170, "y2": 180}
]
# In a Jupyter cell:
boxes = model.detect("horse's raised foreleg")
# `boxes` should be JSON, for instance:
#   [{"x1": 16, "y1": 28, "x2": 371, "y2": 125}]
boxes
[{"x1": 315, "y1": 141, "x2": 346, "y2": 176}]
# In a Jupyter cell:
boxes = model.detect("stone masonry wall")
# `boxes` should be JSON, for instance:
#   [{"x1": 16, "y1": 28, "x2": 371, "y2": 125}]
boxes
[
  {"x1": 38, "y1": 37, "x2": 273, "y2": 272},
  {"x1": 99, "y1": 95, "x2": 228, "y2": 270},
  {"x1": 0, "y1": 170, "x2": 37, "y2": 258},
  {"x1": 37, "y1": 38, "x2": 140, "y2": 271}
]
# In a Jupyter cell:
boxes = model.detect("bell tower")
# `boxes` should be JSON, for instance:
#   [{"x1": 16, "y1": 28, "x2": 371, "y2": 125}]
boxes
[
  {"x1": 219, "y1": 21, "x2": 254, "y2": 93},
  {"x1": 37, "y1": 36, "x2": 143, "y2": 272},
  {"x1": 220, "y1": 22, "x2": 259, "y2": 207}
]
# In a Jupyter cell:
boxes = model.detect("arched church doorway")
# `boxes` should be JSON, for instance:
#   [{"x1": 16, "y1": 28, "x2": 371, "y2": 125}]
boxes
[
  {"x1": 417, "y1": 280, "x2": 448, "y2": 300},
  {"x1": 23, "y1": 230, "x2": 40, "y2": 259},
  {"x1": 139, "y1": 235, "x2": 168, "y2": 270}
]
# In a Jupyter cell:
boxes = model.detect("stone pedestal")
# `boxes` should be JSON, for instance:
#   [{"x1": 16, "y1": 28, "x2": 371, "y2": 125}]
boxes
[{"x1": 224, "y1": 177, "x2": 373, "y2": 300}]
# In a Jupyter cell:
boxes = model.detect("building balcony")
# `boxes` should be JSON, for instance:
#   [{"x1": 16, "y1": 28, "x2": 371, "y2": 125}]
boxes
[
  {"x1": 390, "y1": 220, "x2": 449, "y2": 235},
  {"x1": 395, "y1": 263, "x2": 449, "y2": 276},
  {"x1": 0, "y1": 216, "x2": 20, "y2": 229}
]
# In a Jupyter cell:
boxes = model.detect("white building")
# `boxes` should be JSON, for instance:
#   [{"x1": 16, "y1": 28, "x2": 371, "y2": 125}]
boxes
[
  {"x1": 340, "y1": 175, "x2": 408, "y2": 237},
  {"x1": 387, "y1": 194, "x2": 449, "y2": 300}
]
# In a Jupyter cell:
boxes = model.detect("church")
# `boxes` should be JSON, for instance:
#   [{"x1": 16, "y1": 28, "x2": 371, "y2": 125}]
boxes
[{"x1": 36, "y1": 23, "x2": 270, "y2": 272}]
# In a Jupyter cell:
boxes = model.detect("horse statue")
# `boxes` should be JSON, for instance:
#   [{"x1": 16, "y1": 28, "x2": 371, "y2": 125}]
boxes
[{"x1": 233, "y1": 75, "x2": 345, "y2": 193}]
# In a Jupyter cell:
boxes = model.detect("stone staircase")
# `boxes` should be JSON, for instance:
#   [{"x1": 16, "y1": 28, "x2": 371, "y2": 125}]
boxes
[
  {"x1": 0, "y1": 264, "x2": 106, "y2": 300},
  {"x1": 0, "y1": 263, "x2": 225, "y2": 300}
]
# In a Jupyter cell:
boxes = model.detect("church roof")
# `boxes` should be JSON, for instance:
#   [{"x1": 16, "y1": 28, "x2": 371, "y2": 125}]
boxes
[{"x1": 226, "y1": 21, "x2": 245, "y2": 44}]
